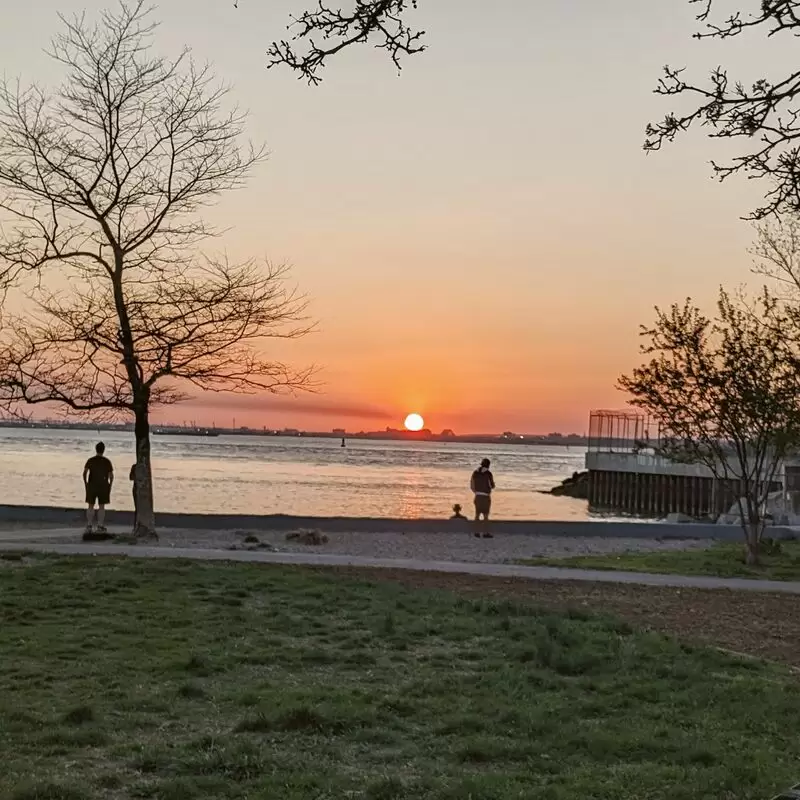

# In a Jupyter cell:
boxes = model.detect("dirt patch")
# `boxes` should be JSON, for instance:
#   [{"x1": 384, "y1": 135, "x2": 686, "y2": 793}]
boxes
[{"x1": 312, "y1": 566, "x2": 800, "y2": 669}]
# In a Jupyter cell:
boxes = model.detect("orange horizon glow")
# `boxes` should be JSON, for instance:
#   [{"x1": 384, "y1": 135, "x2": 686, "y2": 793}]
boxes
[
  {"x1": 1, "y1": 1, "x2": 761, "y2": 438},
  {"x1": 159, "y1": 383, "x2": 623, "y2": 435}
]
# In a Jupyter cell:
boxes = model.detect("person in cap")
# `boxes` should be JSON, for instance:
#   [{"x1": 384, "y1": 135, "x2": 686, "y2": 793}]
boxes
[{"x1": 470, "y1": 457, "x2": 495, "y2": 537}]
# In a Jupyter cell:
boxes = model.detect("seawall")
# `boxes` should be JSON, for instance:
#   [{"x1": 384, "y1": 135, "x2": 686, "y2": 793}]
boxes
[{"x1": 0, "y1": 504, "x2": 788, "y2": 541}]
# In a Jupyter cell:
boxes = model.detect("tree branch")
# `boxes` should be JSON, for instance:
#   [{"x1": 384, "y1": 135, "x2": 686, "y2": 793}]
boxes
[
  {"x1": 0, "y1": 3, "x2": 313, "y2": 424},
  {"x1": 646, "y1": 0, "x2": 800, "y2": 219},
  {"x1": 261, "y1": 0, "x2": 425, "y2": 84}
]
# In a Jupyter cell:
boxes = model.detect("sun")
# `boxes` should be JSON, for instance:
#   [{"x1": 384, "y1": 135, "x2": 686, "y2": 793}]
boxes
[{"x1": 404, "y1": 413, "x2": 425, "y2": 432}]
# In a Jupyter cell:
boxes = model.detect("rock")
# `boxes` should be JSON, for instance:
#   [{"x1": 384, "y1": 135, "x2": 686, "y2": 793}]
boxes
[
  {"x1": 548, "y1": 471, "x2": 589, "y2": 499},
  {"x1": 228, "y1": 541, "x2": 276, "y2": 552},
  {"x1": 286, "y1": 529, "x2": 328, "y2": 546}
]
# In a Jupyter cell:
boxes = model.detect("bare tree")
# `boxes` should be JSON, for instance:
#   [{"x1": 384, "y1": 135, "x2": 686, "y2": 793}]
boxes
[
  {"x1": 752, "y1": 215, "x2": 800, "y2": 296},
  {"x1": 247, "y1": 0, "x2": 424, "y2": 84},
  {"x1": 619, "y1": 289, "x2": 800, "y2": 565},
  {"x1": 645, "y1": 0, "x2": 800, "y2": 219},
  {"x1": 0, "y1": 2, "x2": 311, "y2": 536}
]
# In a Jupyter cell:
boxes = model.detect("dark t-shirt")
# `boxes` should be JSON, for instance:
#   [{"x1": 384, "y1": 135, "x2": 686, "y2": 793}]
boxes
[
  {"x1": 472, "y1": 469, "x2": 495, "y2": 494},
  {"x1": 84, "y1": 455, "x2": 113, "y2": 487}
]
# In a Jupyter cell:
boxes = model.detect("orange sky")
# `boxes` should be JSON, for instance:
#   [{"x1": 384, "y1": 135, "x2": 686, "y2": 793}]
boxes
[{"x1": 2, "y1": 1, "x2": 783, "y2": 434}]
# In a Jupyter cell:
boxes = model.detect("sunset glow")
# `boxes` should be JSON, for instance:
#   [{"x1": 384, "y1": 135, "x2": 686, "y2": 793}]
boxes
[
  {"x1": 404, "y1": 413, "x2": 425, "y2": 431},
  {"x1": 0, "y1": 2, "x2": 762, "y2": 437}
]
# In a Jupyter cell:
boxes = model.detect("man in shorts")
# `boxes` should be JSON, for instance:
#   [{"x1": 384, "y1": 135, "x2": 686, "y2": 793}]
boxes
[
  {"x1": 83, "y1": 442, "x2": 114, "y2": 534},
  {"x1": 470, "y1": 458, "x2": 495, "y2": 538}
]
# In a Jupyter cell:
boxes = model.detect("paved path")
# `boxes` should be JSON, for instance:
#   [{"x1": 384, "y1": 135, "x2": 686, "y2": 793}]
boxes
[{"x1": 3, "y1": 539, "x2": 800, "y2": 595}]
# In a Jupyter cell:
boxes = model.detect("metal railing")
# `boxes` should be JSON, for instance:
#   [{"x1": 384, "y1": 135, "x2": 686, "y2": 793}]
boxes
[{"x1": 588, "y1": 410, "x2": 659, "y2": 454}]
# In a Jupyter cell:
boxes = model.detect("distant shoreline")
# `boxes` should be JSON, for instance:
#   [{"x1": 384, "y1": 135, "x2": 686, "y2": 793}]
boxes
[{"x1": 0, "y1": 420, "x2": 587, "y2": 448}]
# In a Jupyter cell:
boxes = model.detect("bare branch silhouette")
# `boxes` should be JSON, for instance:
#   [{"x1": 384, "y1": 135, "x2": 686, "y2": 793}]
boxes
[
  {"x1": 0, "y1": 2, "x2": 313, "y2": 536},
  {"x1": 646, "y1": 0, "x2": 800, "y2": 218},
  {"x1": 257, "y1": 0, "x2": 425, "y2": 84}
]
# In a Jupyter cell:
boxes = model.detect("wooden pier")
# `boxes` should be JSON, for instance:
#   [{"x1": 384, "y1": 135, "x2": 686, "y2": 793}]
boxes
[{"x1": 587, "y1": 470, "x2": 747, "y2": 518}]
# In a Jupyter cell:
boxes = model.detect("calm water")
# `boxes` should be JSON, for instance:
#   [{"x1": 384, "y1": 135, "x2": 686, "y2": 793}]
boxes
[{"x1": 0, "y1": 428, "x2": 590, "y2": 520}]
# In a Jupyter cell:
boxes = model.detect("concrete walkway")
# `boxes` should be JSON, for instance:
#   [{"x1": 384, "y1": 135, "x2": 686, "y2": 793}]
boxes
[
  {"x1": 0, "y1": 505, "x2": 770, "y2": 540},
  {"x1": 3, "y1": 538, "x2": 800, "y2": 595}
]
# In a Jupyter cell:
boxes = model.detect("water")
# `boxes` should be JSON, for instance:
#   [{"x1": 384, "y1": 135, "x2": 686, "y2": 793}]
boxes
[{"x1": 0, "y1": 428, "x2": 590, "y2": 520}]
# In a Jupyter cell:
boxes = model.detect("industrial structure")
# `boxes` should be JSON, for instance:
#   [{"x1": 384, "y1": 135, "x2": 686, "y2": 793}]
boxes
[{"x1": 584, "y1": 410, "x2": 790, "y2": 518}]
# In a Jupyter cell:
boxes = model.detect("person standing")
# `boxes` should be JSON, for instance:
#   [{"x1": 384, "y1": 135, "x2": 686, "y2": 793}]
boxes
[
  {"x1": 83, "y1": 442, "x2": 114, "y2": 535},
  {"x1": 129, "y1": 463, "x2": 138, "y2": 532},
  {"x1": 470, "y1": 457, "x2": 495, "y2": 538}
]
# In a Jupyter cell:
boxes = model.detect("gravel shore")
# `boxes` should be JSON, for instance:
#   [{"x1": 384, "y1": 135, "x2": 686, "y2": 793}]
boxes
[{"x1": 104, "y1": 527, "x2": 713, "y2": 565}]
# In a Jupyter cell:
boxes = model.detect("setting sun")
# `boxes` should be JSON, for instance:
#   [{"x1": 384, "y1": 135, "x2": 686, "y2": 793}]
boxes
[{"x1": 404, "y1": 413, "x2": 425, "y2": 431}]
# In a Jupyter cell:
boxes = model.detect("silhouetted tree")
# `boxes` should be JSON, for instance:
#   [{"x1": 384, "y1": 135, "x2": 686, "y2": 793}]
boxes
[
  {"x1": 619, "y1": 289, "x2": 800, "y2": 564},
  {"x1": 646, "y1": 0, "x2": 800, "y2": 219},
  {"x1": 256, "y1": 0, "x2": 424, "y2": 84},
  {"x1": 0, "y1": 2, "x2": 312, "y2": 536}
]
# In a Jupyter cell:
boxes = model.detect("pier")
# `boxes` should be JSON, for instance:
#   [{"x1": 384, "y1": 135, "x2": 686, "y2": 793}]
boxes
[
  {"x1": 585, "y1": 411, "x2": 786, "y2": 519},
  {"x1": 587, "y1": 455, "x2": 754, "y2": 518}
]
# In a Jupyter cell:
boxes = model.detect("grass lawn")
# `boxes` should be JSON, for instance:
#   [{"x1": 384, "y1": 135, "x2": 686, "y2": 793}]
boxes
[
  {"x1": 520, "y1": 540, "x2": 800, "y2": 581},
  {"x1": 1, "y1": 556, "x2": 799, "y2": 800}
]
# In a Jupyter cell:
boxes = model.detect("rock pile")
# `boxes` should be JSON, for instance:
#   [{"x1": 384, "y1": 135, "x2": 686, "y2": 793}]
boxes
[{"x1": 286, "y1": 530, "x2": 329, "y2": 546}]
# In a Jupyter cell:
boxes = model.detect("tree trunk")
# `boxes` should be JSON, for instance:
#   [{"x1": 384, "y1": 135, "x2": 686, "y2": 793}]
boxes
[
  {"x1": 134, "y1": 403, "x2": 157, "y2": 539},
  {"x1": 744, "y1": 521, "x2": 761, "y2": 566}
]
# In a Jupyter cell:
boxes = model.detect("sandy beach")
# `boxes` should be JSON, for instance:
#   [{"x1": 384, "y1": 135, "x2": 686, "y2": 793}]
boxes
[{"x1": 7, "y1": 525, "x2": 713, "y2": 565}]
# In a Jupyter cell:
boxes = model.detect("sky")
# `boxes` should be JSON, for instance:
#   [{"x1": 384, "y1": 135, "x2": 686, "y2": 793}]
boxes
[{"x1": 0, "y1": 0, "x2": 787, "y2": 434}]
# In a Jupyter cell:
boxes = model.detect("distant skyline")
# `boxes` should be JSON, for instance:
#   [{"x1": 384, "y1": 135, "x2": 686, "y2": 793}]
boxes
[
  {"x1": 0, "y1": 1, "x2": 787, "y2": 433},
  {"x1": 20, "y1": 398, "x2": 588, "y2": 438}
]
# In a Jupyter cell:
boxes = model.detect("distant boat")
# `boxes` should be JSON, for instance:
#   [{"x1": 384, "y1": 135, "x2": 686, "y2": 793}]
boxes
[{"x1": 153, "y1": 428, "x2": 219, "y2": 438}]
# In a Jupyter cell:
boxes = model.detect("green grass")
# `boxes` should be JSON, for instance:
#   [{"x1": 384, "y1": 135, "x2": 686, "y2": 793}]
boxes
[
  {"x1": 1, "y1": 556, "x2": 799, "y2": 799},
  {"x1": 520, "y1": 540, "x2": 800, "y2": 581}
]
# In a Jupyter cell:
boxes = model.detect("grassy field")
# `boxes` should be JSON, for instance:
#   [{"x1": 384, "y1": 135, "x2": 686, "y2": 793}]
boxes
[
  {"x1": 1, "y1": 556, "x2": 799, "y2": 800},
  {"x1": 520, "y1": 540, "x2": 800, "y2": 581}
]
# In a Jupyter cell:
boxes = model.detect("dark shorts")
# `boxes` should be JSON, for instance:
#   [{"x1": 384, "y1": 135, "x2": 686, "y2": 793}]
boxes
[
  {"x1": 86, "y1": 485, "x2": 110, "y2": 506},
  {"x1": 474, "y1": 495, "x2": 492, "y2": 516}
]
